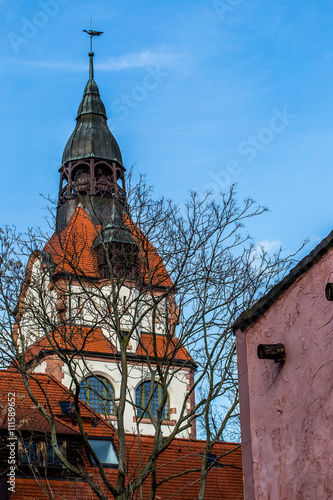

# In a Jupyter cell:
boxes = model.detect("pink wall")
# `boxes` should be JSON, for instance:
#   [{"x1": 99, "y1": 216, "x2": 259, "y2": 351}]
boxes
[{"x1": 236, "y1": 246, "x2": 333, "y2": 500}]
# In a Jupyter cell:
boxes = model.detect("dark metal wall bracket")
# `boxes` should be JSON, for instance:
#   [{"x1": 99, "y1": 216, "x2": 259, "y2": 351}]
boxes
[
  {"x1": 325, "y1": 283, "x2": 333, "y2": 301},
  {"x1": 257, "y1": 344, "x2": 286, "y2": 363}
]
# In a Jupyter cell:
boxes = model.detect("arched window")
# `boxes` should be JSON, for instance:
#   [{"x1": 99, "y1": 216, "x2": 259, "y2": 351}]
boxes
[
  {"x1": 72, "y1": 164, "x2": 90, "y2": 196},
  {"x1": 135, "y1": 381, "x2": 169, "y2": 420},
  {"x1": 80, "y1": 376, "x2": 115, "y2": 415}
]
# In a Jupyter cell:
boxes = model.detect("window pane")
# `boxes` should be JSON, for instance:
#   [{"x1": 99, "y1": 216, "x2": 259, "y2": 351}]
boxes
[
  {"x1": 22, "y1": 440, "x2": 37, "y2": 464},
  {"x1": 47, "y1": 443, "x2": 61, "y2": 464},
  {"x1": 88, "y1": 439, "x2": 118, "y2": 466},
  {"x1": 80, "y1": 376, "x2": 115, "y2": 414},
  {"x1": 135, "y1": 381, "x2": 168, "y2": 419},
  {"x1": 80, "y1": 378, "x2": 88, "y2": 403}
]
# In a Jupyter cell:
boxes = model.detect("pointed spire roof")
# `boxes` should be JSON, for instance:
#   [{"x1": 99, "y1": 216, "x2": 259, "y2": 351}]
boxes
[{"x1": 62, "y1": 51, "x2": 123, "y2": 167}]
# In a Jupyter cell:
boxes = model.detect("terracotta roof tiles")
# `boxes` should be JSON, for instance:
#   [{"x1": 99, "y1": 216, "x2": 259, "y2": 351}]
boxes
[
  {"x1": 23, "y1": 326, "x2": 117, "y2": 363},
  {"x1": 0, "y1": 371, "x2": 115, "y2": 439},
  {"x1": 45, "y1": 206, "x2": 100, "y2": 277},
  {"x1": 124, "y1": 434, "x2": 243, "y2": 499},
  {"x1": 45, "y1": 205, "x2": 172, "y2": 287},
  {"x1": 0, "y1": 372, "x2": 242, "y2": 499},
  {"x1": 6, "y1": 436, "x2": 243, "y2": 500},
  {"x1": 9, "y1": 478, "x2": 93, "y2": 500},
  {"x1": 137, "y1": 333, "x2": 193, "y2": 363}
]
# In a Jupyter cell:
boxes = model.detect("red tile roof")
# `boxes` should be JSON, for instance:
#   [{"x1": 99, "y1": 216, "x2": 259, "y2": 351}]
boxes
[
  {"x1": 45, "y1": 205, "x2": 172, "y2": 287},
  {"x1": 137, "y1": 333, "x2": 193, "y2": 363},
  {"x1": 23, "y1": 326, "x2": 117, "y2": 363},
  {"x1": 124, "y1": 434, "x2": 243, "y2": 500},
  {"x1": 21, "y1": 328, "x2": 195, "y2": 368},
  {"x1": 0, "y1": 373, "x2": 243, "y2": 499},
  {"x1": 45, "y1": 206, "x2": 100, "y2": 277},
  {"x1": 0, "y1": 371, "x2": 115, "y2": 438},
  {"x1": 10, "y1": 478, "x2": 93, "y2": 500},
  {"x1": 7, "y1": 436, "x2": 243, "y2": 500}
]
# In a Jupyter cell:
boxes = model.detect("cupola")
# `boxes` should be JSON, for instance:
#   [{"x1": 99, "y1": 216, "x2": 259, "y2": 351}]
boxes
[{"x1": 56, "y1": 48, "x2": 126, "y2": 233}]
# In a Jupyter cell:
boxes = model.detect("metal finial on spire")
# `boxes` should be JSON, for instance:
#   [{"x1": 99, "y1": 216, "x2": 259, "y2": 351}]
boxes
[{"x1": 82, "y1": 18, "x2": 104, "y2": 80}]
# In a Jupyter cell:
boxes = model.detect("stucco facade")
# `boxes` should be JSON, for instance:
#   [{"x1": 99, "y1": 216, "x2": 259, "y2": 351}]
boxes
[
  {"x1": 18, "y1": 208, "x2": 195, "y2": 438},
  {"x1": 33, "y1": 353, "x2": 192, "y2": 438},
  {"x1": 236, "y1": 241, "x2": 333, "y2": 499}
]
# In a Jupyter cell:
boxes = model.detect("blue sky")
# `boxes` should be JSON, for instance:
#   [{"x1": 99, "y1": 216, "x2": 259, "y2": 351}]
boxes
[{"x1": 1, "y1": 0, "x2": 333, "y2": 258}]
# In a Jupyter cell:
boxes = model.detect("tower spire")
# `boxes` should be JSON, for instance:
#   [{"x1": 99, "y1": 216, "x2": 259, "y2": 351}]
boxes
[
  {"x1": 82, "y1": 21, "x2": 104, "y2": 81},
  {"x1": 89, "y1": 51, "x2": 94, "y2": 80},
  {"x1": 57, "y1": 27, "x2": 126, "y2": 233}
]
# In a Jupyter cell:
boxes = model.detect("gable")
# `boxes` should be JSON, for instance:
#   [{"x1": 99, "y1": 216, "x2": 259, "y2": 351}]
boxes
[
  {"x1": 45, "y1": 205, "x2": 172, "y2": 287},
  {"x1": 234, "y1": 229, "x2": 333, "y2": 331}
]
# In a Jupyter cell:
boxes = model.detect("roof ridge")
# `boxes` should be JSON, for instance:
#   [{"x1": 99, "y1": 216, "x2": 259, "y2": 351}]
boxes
[
  {"x1": 123, "y1": 432, "x2": 240, "y2": 445},
  {"x1": 234, "y1": 228, "x2": 333, "y2": 331}
]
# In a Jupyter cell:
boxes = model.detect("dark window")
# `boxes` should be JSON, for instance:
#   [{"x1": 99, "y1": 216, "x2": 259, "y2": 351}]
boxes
[
  {"x1": 20, "y1": 439, "x2": 63, "y2": 466},
  {"x1": 97, "y1": 243, "x2": 138, "y2": 280},
  {"x1": 47, "y1": 443, "x2": 61, "y2": 465},
  {"x1": 80, "y1": 376, "x2": 115, "y2": 414},
  {"x1": 135, "y1": 381, "x2": 169, "y2": 420},
  {"x1": 200, "y1": 453, "x2": 223, "y2": 468},
  {"x1": 21, "y1": 440, "x2": 37, "y2": 464}
]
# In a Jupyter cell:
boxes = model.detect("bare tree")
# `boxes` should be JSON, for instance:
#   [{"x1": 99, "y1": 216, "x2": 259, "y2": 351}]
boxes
[{"x1": 0, "y1": 181, "x2": 302, "y2": 500}]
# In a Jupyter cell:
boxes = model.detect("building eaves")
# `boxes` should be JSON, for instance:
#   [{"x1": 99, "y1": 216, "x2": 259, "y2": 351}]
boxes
[
  {"x1": 24, "y1": 347, "x2": 197, "y2": 370},
  {"x1": 234, "y1": 229, "x2": 333, "y2": 332}
]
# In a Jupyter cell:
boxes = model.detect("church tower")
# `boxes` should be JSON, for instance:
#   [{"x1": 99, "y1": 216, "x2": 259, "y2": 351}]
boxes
[
  {"x1": 20, "y1": 42, "x2": 196, "y2": 438},
  {"x1": 57, "y1": 49, "x2": 126, "y2": 233}
]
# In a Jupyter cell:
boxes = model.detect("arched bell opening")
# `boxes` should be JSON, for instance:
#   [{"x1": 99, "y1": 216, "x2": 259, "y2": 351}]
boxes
[
  {"x1": 58, "y1": 172, "x2": 69, "y2": 205},
  {"x1": 95, "y1": 162, "x2": 114, "y2": 198},
  {"x1": 72, "y1": 163, "x2": 91, "y2": 197},
  {"x1": 116, "y1": 168, "x2": 125, "y2": 203}
]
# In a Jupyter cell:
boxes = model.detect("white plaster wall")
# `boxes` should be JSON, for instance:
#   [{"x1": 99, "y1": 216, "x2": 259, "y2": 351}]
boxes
[
  {"x1": 20, "y1": 258, "x2": 57, "y2": 348},
  {"x1": 67, "y1": 283, "x2": 168, "y2": 337},
  {"x1": 33, "y1": 360, "x2": 47, "y2": 374},
  {"x1": 25, "y1": 260, "x2": 190, "y2": 438},
  {"x1": 60, "y1": 357, "x2": 190, "y2": 438}
]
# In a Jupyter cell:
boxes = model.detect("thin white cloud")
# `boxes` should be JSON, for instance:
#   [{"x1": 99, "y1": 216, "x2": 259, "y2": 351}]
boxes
[
  {"x1": 257, "y1": 239, "x2": 282, "y2": 254},
  {"x1": 20, "y1": 48, "x2": 185, "y2": 72},
  {"x1": 22, "y1": 61, "x2": 86, "y2": 72},
  {"x1": 97, "y1": 49, "x2": 184, "y2": 71},
  {"x1": 249, "y1": 239, "x2": 282, "y2": 272}
]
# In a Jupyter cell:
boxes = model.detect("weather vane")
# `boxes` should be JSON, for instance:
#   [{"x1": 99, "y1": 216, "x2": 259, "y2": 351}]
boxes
[{"x1": 82, "y1": 16, "x2": 104, "y2": 53}]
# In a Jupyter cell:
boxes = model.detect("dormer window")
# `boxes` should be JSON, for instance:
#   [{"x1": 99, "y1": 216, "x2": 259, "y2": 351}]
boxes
[
  {"x1": 19, "y1": 438, "x2": 63, "y2": 467},
  {"x1": 98, "y1": 245, "x2": 138, "y2": 280},
  {"x1": 94, "y1": 204, "x2": 139, "y2": 281},
  {"x1": 103, "y1": 243, "x2": 138, "y2": 280}
]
